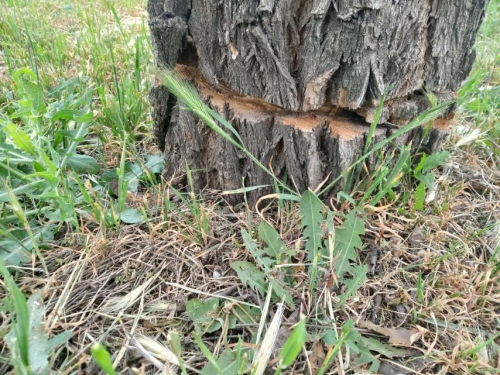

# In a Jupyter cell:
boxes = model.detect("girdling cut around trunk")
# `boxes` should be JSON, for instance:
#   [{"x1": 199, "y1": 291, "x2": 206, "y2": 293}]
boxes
[{"x1": 148, "y1": 0, "x2": 488, "y2": 203}]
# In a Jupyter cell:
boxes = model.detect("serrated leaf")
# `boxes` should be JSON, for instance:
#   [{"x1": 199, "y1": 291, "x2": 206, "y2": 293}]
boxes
[
  {"x1": 333, "y1": 211, "x2": 366, "y2": 307},
  {"x1": 299, "y1": 190, "x2": 324, "y2": 261},
  {"x1": 259, "y1": 221, "x2": 286, "y2": 258},
  {"x1": 12, "y1": 68, "x2": 45, "y2": 115},
  {"x1": 241, "y1": 229, "x2": 275, "y2": 271},
  {"x1": 334, "y1": 210, "x2": 365, "y2": 280},
  {"x1": 336, "y1": 264, "x2": 367, "y2": 307},
  {"x1": 64, "y1": 154, "x2": 100, "y2": 174},
  {"x1": 414, "y1": 181, "x2": 426, "y2": 211},
  {"x1": 345, "y1": 328, "x2": 380, "y2": 372},
  {"x1": 269, "y1": 278, "x2": 294, "y2": 307},
  {"x1": 4, "y1": 122, "x2": 37, "y2": 157},
  {"x1": 230, "y1": 261, "x2": 267, "y2": 297}
]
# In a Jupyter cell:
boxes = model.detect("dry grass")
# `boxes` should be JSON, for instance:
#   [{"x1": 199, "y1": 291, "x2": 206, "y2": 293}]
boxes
[
  {"x1": 1, "y1": 137, "x2": 498, "y2": 374},
  {"x1": 0, "y1": 0, "x2": 499, "y2": 374}
]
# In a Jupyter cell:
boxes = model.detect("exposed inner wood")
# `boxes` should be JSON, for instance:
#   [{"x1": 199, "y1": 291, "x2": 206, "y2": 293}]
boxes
[
  {"x1": 175, "y1": 65, "x2": 452, "y2": 141},
  {"x1": 150, "y1": 65, "x2": 452, "y2": 204},
  {"x1": 146, "y1": 0, "x2": 486, "y2": 203}
]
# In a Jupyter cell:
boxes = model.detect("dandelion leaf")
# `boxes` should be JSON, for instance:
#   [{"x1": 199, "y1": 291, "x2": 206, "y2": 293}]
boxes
[{"x1": 299, "y1": 190, "x2": 324, "y2": 261}]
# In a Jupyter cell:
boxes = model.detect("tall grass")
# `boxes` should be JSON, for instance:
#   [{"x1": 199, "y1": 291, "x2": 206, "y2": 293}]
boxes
[{"x1": 0, "y1": 0, "x2": 158, "y2": 266}]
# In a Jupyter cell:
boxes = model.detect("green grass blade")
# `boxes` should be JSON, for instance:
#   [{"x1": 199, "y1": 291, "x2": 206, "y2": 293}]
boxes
[{"x1": 0, "y1": 260, "x2": 31, "y2": 371}]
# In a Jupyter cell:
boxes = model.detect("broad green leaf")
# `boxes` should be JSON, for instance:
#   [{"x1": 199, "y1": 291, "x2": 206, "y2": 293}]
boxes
[
  {"x1": 26, "y1": 293, "x2": 49, "y2": 375},
  {"x1": 422, "y1": 151, "x2": 450, "y2": 172},
  {"x1": 193, "y1": 331, "x2": 223, "y2": 374},
  {"x1": 119, "y1": 207, "x2": 143, "y2": 224},
  {"x1": 299, "y1": 190, "x2": 324, "y2": 260},
  {"x1": 73, "y1": 109, "x2": 93, "y2": 123},
  {"x1": 145, "y1": 154, "x2": 164, "y2": 174},
  {"x1": 46, "y1": 330, "x2": 72, "y2": 353},
  {"x1": 200, "y1": 349, "x2": 237, "y2": 375},
  {"x1": 185, "y1": 298, "x2": 222, "y2": 334},
  {"x1": 25, "y1": 171, "x2": 59, "y2": 185},
  {"x1": 45, "y1": 107, "x2": 77, "y2": 121},
  {"x1": 269, "y1": 278, "x2": 294, "y2": 307},
  {"x1": 64, "y1": 154, "x2": 100, "y2": 174},
  {"x1": 279, "y1": 316, "x2": 306, "y2": 367},
  {"x1": 361, "y1": 336, "x2": 408, "y2": 358},
  {"x1": 56, "y1": 128, "x2": 89, "y2": 141},
  {"x1": 320, "y1": 329, "x2": 337, "y2": 346},
  {"x1": 345, "y1": 330, "x2": 380, "y2": 372},
  {"x1": 12, "y1": 68, "x2": 45, "y2": 115},
  {"x1": 414, "y1": 153, "x2": 427, "y2": 173},
  {"x1": 414, "y1": 171, "x2": 434, "y2": 188},
  {"x1": 91, "y1": 343, "x2": 117, "y2": 375},
  {"x1": 0, "y1": 260, "x2": 31, "y2": 368},
  {"x1": 258, "y1": 221, "x2": 286, "y2": 258},
  {"x1": 0, "y1": 239, "x2": 31, "y2": 266}
]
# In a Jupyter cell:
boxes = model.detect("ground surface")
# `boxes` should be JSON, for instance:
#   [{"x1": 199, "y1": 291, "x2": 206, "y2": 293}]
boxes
[{"x1": 0, "y1": 0, "x2": 499, "y2": 374}]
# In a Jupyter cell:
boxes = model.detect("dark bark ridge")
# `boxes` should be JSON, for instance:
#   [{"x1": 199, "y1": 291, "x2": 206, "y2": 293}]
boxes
[
  {"x1": 159, "y1": 65, "x2": 452, "y2": 203},
  {"x1": 150, "y1": 0, "x2": 487, "y2": 114},
  {"x1": 148, "y1": 0, "x2": 488, "y2": 202}
]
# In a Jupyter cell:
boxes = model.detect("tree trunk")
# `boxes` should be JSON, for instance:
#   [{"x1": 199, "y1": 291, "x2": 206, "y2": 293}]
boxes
[{"x1": 148, "y1": 0, "x2": 488, "y2": 203}]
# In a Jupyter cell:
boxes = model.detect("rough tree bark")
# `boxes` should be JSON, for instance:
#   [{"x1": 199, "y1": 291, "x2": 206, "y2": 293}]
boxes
[{"x1": 148, "y1": 0, "x2": 488, "y2": 203}]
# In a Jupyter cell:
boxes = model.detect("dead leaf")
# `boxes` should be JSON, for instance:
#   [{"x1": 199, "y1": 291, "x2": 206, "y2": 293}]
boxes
[
  {"x1": 372, "y1": 294, "x2": 383, "y2": 322},
  {"x1": 272, "y1": 309, "x2": 301, "y2": 360},
  {"x1": 358, "y1": 320, "x2": 427, "y2": 347},
  {"x1": 369, "y1": 248, "x2": 380, "y2": 276},
  {"x1": 309, "y1": 341, "x2": 326, "y2": 372},
  {"x1": 379, "y1": 357, "x2": 434, "y2": 375},
  {"x1": 409, "y1": 225, "x2": 425, "y2": 249}
]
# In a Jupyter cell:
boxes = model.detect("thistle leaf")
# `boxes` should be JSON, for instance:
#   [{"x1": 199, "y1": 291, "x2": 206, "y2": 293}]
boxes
[
  {"x1": 258, "y1": 221, "x2": 286, "y2": 258},
  {"x1": 299, "y1": 190, "x2": 324, "y2": 261},
  {"x1": 334, "y1": 210, "x2": 365, "y2": 279},
  {"x1": 333, "y1": 210, "x2": 367, "y2": 306}
]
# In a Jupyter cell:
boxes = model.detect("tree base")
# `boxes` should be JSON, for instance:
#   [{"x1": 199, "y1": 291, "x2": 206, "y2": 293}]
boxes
[{"x1": 153, "y1": 66, "x2": 452, "y2": 205}]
